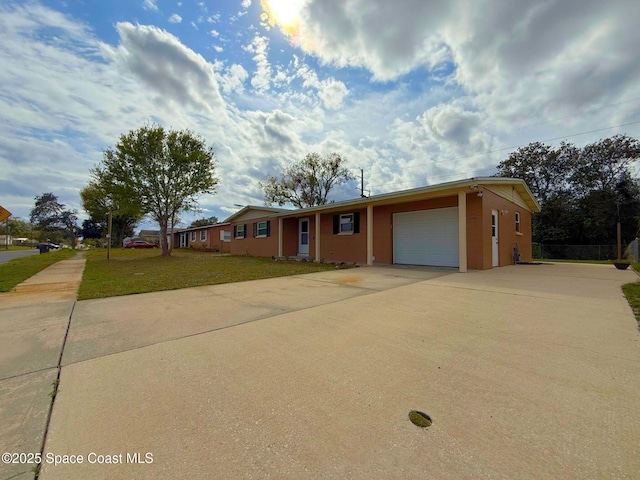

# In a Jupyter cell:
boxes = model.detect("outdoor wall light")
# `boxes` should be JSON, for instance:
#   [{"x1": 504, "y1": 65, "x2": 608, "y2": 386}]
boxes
[
  {"x1": 469, "y1": 184, "x2": 478, "y2": 190},
  {"x1": 501, "y1": 209, "x2": 509, "y2": 215},
  {"x1": 477, "y1": 191, "x2": 483, "y2": 197}
]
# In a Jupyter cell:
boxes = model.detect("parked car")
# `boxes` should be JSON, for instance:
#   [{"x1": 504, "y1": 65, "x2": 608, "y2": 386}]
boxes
[{"x1": 124, "y1": 240, "x2": 158, "y2": 249}]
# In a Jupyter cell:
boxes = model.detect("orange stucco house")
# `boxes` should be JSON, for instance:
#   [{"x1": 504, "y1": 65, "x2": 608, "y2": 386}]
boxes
[{"x1": 214, "y1": 177, "x2": 540, "y2": 272}]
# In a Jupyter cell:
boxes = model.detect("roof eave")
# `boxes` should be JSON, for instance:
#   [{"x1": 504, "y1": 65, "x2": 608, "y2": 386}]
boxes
[{"x1": 277, "y1": 177, "x2": 540, "y2": 217}]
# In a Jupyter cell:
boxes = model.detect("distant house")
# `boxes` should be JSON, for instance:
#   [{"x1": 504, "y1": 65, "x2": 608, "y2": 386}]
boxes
[
  {"x1": 0, "y1": 235, "x2": 12, "y2": 247},
  {"x1": 138, "y1": 230, "x2": 160, "y2": 245},
  {"x1": 219, "y1": 177, "x2": 539, "y2": 271},
  {"x1": 173, "y1": 223, "x2": 233, "y2": 253}
]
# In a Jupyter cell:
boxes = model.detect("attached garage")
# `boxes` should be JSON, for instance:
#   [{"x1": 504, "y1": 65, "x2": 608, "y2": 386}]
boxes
[{"x1": 393, "y1": 207, "x2": 459, "y2": 267}]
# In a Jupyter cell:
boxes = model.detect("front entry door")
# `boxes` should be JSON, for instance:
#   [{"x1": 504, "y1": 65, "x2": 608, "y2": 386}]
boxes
[
  {"x1": 298, "y1": 218, "x2": 309, "y2": 255},
  {"x1": 491, "y1": 209, "x2": 499, "y2": 267}
]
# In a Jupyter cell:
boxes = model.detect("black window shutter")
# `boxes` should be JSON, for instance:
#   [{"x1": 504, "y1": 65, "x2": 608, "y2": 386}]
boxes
[
  {"x1": 252, "y1": 222, "x2": 257, "y2": 238},
  {"x1": 333, "y1": 215, "x2": 339, "y2": 234},
  {"x1": 243, "y1": 224, "x2": 247, "y2": 239},
  {"x1": 266, "y1": 220, "x2": 271, "y2": 237},
  {"x1": 354, "y1": 212, "x2": 360, "y2": 233},
  {"x1": 233, "y1": 225, "x2": 237, "y2": 238}
]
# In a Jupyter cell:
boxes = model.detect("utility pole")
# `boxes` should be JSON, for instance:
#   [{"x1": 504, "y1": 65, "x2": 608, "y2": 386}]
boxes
[
  {"x1": 360, "y1": 169, "x2": 366, "y2": 198},
  {"x1": 107, "y1": 211, "x2": 113, "y2": 260}
]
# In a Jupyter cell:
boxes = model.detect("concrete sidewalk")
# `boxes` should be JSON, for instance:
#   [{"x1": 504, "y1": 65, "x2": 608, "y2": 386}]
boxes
[
  {"x1": 0, "y1": 254, "x2": 85, "y2": 480},
  {"x1": 34, "y1": 263, "x2": 640, "y2": 479}
]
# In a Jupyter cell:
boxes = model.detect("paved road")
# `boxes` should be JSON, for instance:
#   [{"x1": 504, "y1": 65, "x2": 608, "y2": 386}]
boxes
[{"x1": 0, "y1": 249, "x2": 39, "y2": 264}]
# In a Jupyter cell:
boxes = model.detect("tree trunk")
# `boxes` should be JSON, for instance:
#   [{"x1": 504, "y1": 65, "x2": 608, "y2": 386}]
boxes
[{"x1": 159, "y1": 219, "x2": 170, "y2": 256}]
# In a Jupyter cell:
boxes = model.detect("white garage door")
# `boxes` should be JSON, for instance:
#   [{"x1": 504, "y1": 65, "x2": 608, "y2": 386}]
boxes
[{"x1": 393, "y1": 207, "x2": 459, "y2": 267}]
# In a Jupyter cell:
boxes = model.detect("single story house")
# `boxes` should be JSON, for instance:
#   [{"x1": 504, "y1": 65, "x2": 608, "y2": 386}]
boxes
[
  {"x1": 0, "y1": 235, "x2": 13, "y2": 247},
  {"x1": 138, "y1": 229, "x2": 160, "y2": 244},
  {"x1": 220, "y1": 177, "x2": 539, "y2": 272},
  {"x1": 174, "y1": 222, "x2": 232, "y2": 253}
]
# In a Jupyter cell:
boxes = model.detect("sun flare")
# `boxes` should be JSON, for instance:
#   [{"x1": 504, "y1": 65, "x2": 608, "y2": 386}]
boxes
[{"x1": 260, "y1": 0, "x2": 304, "y2": 35}]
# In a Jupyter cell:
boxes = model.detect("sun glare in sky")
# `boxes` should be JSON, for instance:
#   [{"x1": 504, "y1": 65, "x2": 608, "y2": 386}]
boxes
[{"x1": 260, "y1": 0, "x2": 304, "y2": 36}]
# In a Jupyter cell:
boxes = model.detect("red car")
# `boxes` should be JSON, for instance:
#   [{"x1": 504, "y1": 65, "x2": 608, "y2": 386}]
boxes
[{"x1": 124, "y1": 240, "x2": 158, "y2": 249}]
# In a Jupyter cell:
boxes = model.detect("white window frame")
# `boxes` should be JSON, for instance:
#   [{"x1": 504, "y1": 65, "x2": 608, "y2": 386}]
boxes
[
  {"x1": 339, "y1": 213, "x2": 354, "y2": 234},
  {"x1": 257, "y1": 221, "x2": 268, "y2": 237},
  {"x1": 221, "y1": 230, "x2": 231, "y2": 242},
  {"x1": 235, "y1": 224, "x2": 245, "y2": 239},
  {"x1": 190, "y1": 231, "x2": 196, "y2": 242},
  {"x1": 515, "y1": 212, "x2": 521, "y2": 233},
  {"x1": 200, "y1": 230, "x2": 207, "y2": 241}
]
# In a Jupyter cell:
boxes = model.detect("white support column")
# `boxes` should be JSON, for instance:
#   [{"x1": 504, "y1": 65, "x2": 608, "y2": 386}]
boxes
[
  {"x1": 278, "y1": 217, "x2": 283, "y2": 257},
  {"x1": 458, "y1": 191, "x2": 467, "y2": 273},
  {"x1": 367, "y1": 204, "x2": 373, "y2": 266},
  {"x1": 315, "y1": 212, "x2": 321, "y2": 262}
]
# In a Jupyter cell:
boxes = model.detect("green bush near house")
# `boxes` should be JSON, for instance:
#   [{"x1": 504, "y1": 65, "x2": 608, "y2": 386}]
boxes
[
  {"x1": 0, "y1": 249, "x2": 76, "y2": 292},
  {"x1": 78, "y1": 248, "x2": 343, "y2": 300}
]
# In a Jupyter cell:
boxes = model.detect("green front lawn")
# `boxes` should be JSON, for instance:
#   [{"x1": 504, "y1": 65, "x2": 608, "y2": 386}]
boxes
[
  {"x1": 537, "y1": 258, "x2": 612, "y2": 264},
  {"x1": 0, "y1": 249, "x2": 77, "y2": 292},
  {"x1": 622, "y1": 263, "x2": 640, "y2": 325},
  {"x1": 78, "y1": 248, "x2": 342, "y2": 300}
]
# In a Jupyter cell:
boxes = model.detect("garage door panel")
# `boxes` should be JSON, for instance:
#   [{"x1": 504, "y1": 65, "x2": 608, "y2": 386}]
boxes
[{"x1": 393, "y1": 207, "x2": 459, "y2": 267}]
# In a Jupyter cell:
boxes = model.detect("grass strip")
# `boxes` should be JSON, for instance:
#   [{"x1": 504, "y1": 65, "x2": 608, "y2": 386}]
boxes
[
  {"x1": 536, "y1": 258, "x2": 612, "y2": 264},
  {"x1": 78, "y1": 248, "x2": 343, "y2": 300},
  {"x1": 0, "y1": 249, "x2": 76, "y2": 292}
]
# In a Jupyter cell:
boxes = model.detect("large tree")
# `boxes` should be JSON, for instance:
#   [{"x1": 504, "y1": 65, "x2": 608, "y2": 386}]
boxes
[
  {"x1": 495, "y1": 141, "x2": 577, "y2": 204},
  {"x1": 93, "y1": 124, "x2": 218, "y2": 256},
  {"x1": 260, "y1": 152, "x2": 355, "y2": 208},
  {"x1": 80, "y1": 181, "x2": 142, "y2": 247},
  {"x1": 571, "y1": 134, "x2": 640, "y2": 196},
  {"x1": 189, "y1": 216, "x2": 219, "y2": 228},
  {"x1": 1, "y1": 217, "x2": 34, "y2": 239},
  {"x1": 495, "y1": 135, "x2": 640, "y2": 250},
  {"x1": 29, "y1": 193, "x2": 78, "y2": 244},
  {"x1": 80, "y1": 219, "x2": 104, "y2": 240}
]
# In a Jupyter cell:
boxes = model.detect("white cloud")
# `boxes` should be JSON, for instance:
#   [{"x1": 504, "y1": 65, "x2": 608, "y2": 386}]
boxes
[
  {"x1": 142, "y1": 0, "x2": 158, "y2": 12},
  {"x1": 101, "y1": 23, "x2": 225, "y2": 114},
  {"x1": 279, "y1": 0, "x2": 640, "y2": 123},
  {"x1": 244, "y1": 34, "x2": 271, "y2": 92},
  {"x1": 168, "y1": 13, "x2": 182, "y2": 23},
  {"x1": 218, "y1": 64, "x2": 249, "y2": 94},
  {"x1": 241, "y1": 0, "x2": 252, "y2": 8},
  {"x1": 295, "y1": 61, "x2": 348, "y2": 109},
  {"x1": 209, "y1": 29, "x2": 219, "y2": 37}
]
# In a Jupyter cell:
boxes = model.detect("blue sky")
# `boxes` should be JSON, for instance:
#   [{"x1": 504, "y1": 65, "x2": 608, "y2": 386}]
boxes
[{"x1": 1, "y1": 0, "x2": 639, "y2": 231}]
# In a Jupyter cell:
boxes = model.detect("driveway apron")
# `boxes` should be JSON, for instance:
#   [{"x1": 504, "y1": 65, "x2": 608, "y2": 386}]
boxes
[{"x1": 33, "y1": 263, "x2": 640, "y2": 480}]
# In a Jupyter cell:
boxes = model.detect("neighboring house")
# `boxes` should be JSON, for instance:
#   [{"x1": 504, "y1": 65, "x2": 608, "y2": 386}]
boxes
[
  {"x1": 174, "y1": 222, "x2": 233, "y2": 253},
  {"x1": 223, "y1": 177, "x2": 540, "y2": 272},
  {"x1": 0, "y1": 235, "x2": 12, "y2": 247},
  {"x1": 138, "y1": 230, "x2": 160, "y2": 245}
]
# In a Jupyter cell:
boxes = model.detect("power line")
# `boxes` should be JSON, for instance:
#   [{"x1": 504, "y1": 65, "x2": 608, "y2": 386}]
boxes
[
  {"x1": 363, "y1": 120, "x2": 640, "y2": 193},
  {"x1": 508, "y1": 95, "x2": 640, "y2": 133},
  {"x1": 376, "y1": 119, "x2": 640, "y2": 175}
]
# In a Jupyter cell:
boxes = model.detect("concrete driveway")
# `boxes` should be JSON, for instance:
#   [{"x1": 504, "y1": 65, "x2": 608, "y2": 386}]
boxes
[{"x1": 4, "y1": 261, "x2": 640, "y2": 479}]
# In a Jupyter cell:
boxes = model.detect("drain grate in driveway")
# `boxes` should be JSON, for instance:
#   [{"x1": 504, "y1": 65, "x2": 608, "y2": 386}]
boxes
[{"x1": 408, "y1": 410, "x2": 432, "y2": 428}]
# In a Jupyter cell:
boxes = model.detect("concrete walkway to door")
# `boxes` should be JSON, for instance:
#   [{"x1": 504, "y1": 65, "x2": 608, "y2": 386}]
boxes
[{"x1": 33, "y1": 261, "x2": 640, "y2": 480}]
